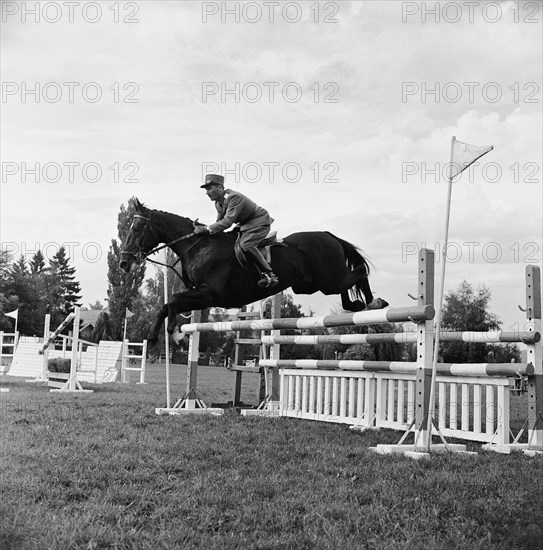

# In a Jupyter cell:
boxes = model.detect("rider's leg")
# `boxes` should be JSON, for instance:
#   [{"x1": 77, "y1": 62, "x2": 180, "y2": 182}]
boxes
[
  {"x1": 245, "y1": 246, "x2": 279, "y2": 288},
  {"x1": 238, "y1": 228, "x2": 279, "y2": 288}
]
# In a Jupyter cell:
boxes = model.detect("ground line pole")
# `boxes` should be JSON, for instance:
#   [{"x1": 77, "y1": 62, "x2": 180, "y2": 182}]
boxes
[
  {"x1": 426, "y1": 136, "x2": 456, "y2": 451},
  {"x1": 163, "y1": 251, "x2": 171, "y2": 409}
]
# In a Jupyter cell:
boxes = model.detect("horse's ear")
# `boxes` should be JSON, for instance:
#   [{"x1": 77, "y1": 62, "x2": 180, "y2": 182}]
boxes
[{"x1": 133, "y1": 198, "x2": 143, "y2": 212}]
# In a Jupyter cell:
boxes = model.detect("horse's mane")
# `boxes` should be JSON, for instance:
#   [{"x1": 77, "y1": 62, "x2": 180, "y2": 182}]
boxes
[{"x1": 136, "y1": 200, "x2": 194, "y2": 226}]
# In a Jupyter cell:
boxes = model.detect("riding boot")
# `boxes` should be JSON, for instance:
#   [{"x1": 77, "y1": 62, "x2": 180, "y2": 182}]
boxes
[{"x1": 245, "y1": 247, "x2": 279, "y2": 288}]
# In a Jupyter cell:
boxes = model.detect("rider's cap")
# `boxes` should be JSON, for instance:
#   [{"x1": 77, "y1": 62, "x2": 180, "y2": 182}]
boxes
[{"x1": 201, "y1": 174, "x2": 224, "y2": 188}]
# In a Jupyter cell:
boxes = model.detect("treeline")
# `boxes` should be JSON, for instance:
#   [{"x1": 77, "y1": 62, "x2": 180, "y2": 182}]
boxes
[{"x1": 0, "y1": 246, "x2": 81, "y2": 335}]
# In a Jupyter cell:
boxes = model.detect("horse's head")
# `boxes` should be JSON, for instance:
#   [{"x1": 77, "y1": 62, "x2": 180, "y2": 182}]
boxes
[{"x1": 119, "y1": 199, "x2": 160, "y2": 273}]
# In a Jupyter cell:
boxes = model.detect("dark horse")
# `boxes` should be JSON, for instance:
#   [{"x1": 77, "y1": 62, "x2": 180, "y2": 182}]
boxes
[{"x1": 119, "y1": 199, "x2": 388, "y2": 352}]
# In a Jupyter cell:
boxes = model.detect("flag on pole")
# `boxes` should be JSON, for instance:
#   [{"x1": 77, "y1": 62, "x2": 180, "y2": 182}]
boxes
[
  {"x1": 450, "y1": 138, "x2": 493, "y2": 179},
  {"x1": 424, "y1": 136, "x2": 494, "y2": 452},
  {"x1": 125, "y1": 309, "x2": 135, "y2": 319},
  {"x1": 4, "y1": 309, "x2": 18, "y2": 320}
]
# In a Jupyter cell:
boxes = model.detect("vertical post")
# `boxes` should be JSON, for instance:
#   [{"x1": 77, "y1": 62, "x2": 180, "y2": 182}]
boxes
[
  {"x1": 121, "y1": 314, "x2": 128, "y2": 383},
  {"x1": 526, "y1": 265, "x2": 542, "y2": 449},
  {"x1": 163, "y1": 257, "x2": 171, "y2": 409},
  {"x1": 233, "y1": 306, "x2": 246, "y2": 407},
  {"x1": 413, "y1": 248, "x2": 435, "y2": 449},
  {"x1": 139, "y1": 340, "x2": 147, "y2": 384},
  {"x1": 185, "y1": 310, "x2": 202, "y2": 407},
  {"x1": 68, "y1": 307, "x2": 81, "y2": 391},
  {"x1": 121, "y1": 340, "x2": 128, "y2": 383},
  {"x1": 267, "y1": 293, "x2": 282, "y2": 407}
]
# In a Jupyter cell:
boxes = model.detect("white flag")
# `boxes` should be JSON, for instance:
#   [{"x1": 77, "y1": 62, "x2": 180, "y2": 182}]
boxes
[
  {"x1": 4, "y1": 309, "x2": 18, "y2": 320},
  {"x1": 450, "y1": 138, "x2": 493, "y2": 179},
  {"x1": 125, "y1": 308, "x2": 135, "y2": 319}
]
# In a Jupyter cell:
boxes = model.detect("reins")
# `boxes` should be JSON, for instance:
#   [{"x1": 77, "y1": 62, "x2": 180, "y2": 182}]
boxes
[{"x1": 129, "y1": 214, "x2": 204, "y2": 282}]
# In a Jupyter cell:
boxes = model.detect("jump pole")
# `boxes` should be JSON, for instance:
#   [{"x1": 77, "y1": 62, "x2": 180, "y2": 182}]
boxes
[
  {"x1": 242, "y1": 293, "x2": 282, "y2": 417},
  {"x1": 482, "y1": 265, "x2": 543, "y2": 455},
  {"x1": 163, "y1": 253, "x2": 171, "y2": 409},
  {"x1": 368, "y1": 248, "x2": 472, "y2": 457},
  {"x1": 155, "y1": 308, "x2": 225, "y2": 416}
]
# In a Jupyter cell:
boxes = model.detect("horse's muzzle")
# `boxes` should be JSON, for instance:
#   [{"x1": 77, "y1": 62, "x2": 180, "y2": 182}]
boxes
[{"x1": 119, "y1": 251, "x2": 137, "y2": 273}]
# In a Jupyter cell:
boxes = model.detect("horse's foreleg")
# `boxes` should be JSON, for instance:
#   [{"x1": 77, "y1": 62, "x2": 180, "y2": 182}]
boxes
[
  {"x1": 148, "y1": 304, "x2": 169, "y2": 346},
  {"x1": 341, "y1": 267, "x2": 389, "y2": 311},
  {"x1": 165, "y1": 288, "x2": 216, "y2": 334}
]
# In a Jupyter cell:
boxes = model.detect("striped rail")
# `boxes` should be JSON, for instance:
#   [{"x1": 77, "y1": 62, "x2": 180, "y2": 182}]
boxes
[
  {"x1": 261, "y1": 360, "x2": 534, "y2": 377},
  {"x1": 181, "y1": 305, "x2": 435, "y2": 333},
  {"x1": 261, "y1": 330, "x2": 540, "y2": 346}
]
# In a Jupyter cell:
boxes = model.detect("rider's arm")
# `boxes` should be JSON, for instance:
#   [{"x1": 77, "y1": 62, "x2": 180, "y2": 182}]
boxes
[{"x1": 208, "y1": 194, "x2": 243, "y2": 234}]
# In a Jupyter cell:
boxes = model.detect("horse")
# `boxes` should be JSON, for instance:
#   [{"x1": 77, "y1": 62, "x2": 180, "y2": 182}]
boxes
[{"x1": 119, "y1": 199, "x2": 388, "y2": 353}]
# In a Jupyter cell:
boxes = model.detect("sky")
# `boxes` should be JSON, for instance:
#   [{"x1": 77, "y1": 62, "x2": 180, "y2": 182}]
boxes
[{"x1": 1, "y1": 0, "x2": 542, "y2": 331}]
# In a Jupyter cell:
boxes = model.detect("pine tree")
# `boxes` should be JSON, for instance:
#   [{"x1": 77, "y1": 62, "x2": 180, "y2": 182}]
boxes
[
  {"x1": 11, "y1": 256, "x2": 28, "y2": 278},
  {"x1": 7, "y1": 255, "x2": 45, "y2": 335},
  {"x1": 49, "y1": 246, "x2": 82, "y2": 320},
  {"x1": 29, "y1": 250, "x2": 46, "y2": 274}
]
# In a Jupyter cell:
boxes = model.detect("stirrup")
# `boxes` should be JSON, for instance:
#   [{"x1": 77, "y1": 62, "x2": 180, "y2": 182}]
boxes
[{"x1": 257, "y1": 272, "x2": 279, "y2": 288}]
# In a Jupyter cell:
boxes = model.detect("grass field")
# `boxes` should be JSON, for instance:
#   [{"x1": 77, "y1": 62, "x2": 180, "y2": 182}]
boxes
[{"x1": 1, "y1": 364, "x2": 542, "y2": 550}]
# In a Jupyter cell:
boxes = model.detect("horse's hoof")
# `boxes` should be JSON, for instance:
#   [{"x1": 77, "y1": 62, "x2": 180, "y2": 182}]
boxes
[
  {"x1": 367, "y1": 298, "x2": 389, "y2": 310},
  {"x1": 171, "y1": 330, "x2": 186, "y2": 346},
  {"x1": 147, "y1": 345, "x2": 160, "y2": 364}
]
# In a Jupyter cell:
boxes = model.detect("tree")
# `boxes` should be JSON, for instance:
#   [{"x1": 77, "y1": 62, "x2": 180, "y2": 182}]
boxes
[
  {"x1": 6, "y1": 256, "x2": 45, "y2": 335},
  {"x1": 48, "y1": 246, "x2": 82, "y2": 324},
  {"x1": 90, "y1": 312, "x2": 114, "y2": 342},
  {"x1": 0, "y1": 248, "x2": 18, "y2": 332},
  {"x1": 29, "y1": 250, "x2": 46, "y2": 274},
  {"x1": 440, "y1": 281, "x2": 518, "y2": 363}
]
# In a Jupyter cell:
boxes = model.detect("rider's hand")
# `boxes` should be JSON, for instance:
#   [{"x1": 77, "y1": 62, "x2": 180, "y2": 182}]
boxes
[{"x1": 194, "y1": 225, "x2": 209, "y2": 235}]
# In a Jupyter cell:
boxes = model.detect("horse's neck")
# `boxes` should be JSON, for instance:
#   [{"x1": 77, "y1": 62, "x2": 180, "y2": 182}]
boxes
[{"x1": 152, "y1": 211, "x2": 194, "y2": 243}]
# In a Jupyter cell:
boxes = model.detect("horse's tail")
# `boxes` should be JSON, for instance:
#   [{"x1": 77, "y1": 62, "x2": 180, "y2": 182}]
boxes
[
  {"x1": 326, "y1": 232, "x2": 372, "y2": 274},
  {"x1": 326, "y1": 232, "x2": 373, "y2": 303}
]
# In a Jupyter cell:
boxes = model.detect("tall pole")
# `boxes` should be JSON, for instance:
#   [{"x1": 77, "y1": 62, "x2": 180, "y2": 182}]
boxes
[
  {"x1": 426, "y1": 136, "x2": 456, "y2": 450},
  {"x1": 122, "y1": 314, "x2": 128, "y2": 342},
  {"x1": 163, "y1": 250, "x2": 171, "y2": 409},
  {"x1": 121, "y1": 313, "x2": 128, "y2": 383}
]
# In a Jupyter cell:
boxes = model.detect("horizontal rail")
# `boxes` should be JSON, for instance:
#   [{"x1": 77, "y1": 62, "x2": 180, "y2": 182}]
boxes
[
  {"x1": 261, "y1": 330, "x2": 539, "y2": 346},
  {"x1": 261, "y1": 359, "x2": 534, "y2": 377},
  {"x1": 438, "y1": 330, "x2": 540, "y2": 344},
  {"x1": 181, "y1": 305, "x2": 435, "y2": 333},
  {"x1": 261, "y1": 333, "x2": 418, "y2": 345}
]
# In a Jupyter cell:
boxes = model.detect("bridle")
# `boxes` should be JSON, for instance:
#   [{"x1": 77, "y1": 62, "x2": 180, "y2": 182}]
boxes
[{"x1": 122, "y1": 213, "x2": 203, "y2": 280}]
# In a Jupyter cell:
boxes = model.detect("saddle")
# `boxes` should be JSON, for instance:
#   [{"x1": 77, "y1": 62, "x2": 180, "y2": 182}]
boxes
[{"x1": 234, "y1": 231, "x2": 285, "y2": 268}]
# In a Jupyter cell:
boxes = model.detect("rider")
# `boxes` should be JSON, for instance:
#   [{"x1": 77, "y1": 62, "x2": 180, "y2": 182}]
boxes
[{"x1": 194, "y1": 174, "x2": 279, "y2": 288}]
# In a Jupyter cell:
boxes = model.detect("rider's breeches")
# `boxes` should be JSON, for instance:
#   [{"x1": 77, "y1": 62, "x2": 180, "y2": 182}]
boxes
[{"x1": 236, "y1": 224, "x2": 271, "y2": 251}]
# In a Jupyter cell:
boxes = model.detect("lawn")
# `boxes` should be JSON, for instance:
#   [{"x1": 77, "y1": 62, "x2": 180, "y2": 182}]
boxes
[{"x1": 0, "y1": 364, "x2": 541, "y2": 550}]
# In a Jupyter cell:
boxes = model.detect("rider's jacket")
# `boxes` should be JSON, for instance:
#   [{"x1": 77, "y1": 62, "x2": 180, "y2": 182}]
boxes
[{"x1": 208, "y1": 189, "x2": 273, "y2": 234}]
